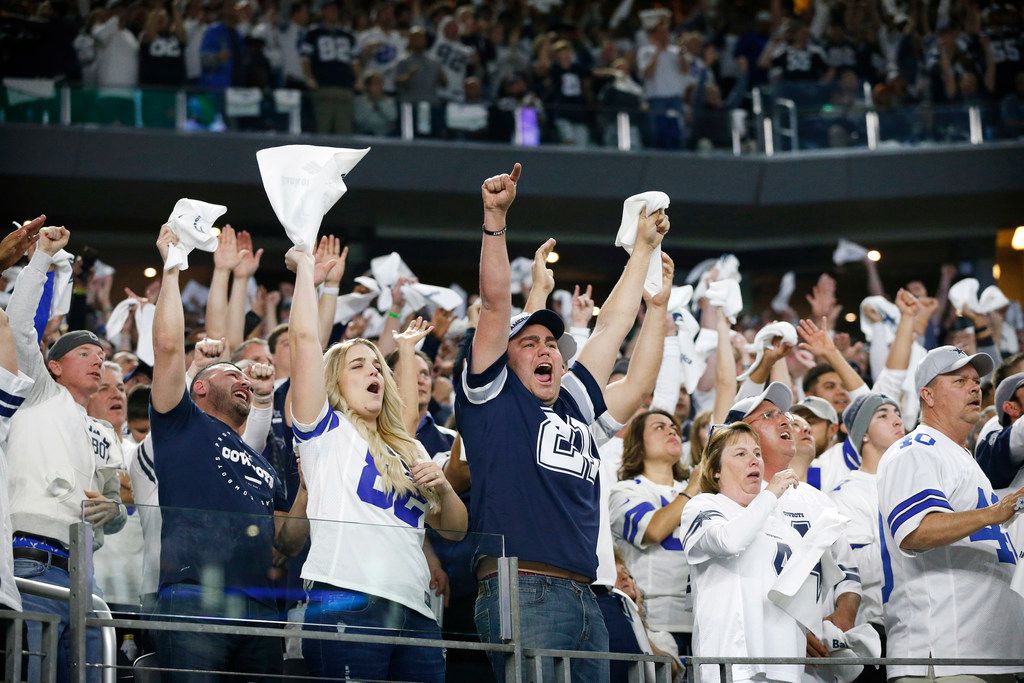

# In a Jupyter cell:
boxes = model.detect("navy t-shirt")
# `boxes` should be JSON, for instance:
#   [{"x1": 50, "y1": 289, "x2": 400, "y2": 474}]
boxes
[
  {"x1": 301, "y1": 25, "x2": 357, "y2": 88},
  {"x1": 454, "y1": 350, "x2": 607, "y2": 579},
  {"x1": 150, "y1": 390, "x2": 287, "y2": 605}
]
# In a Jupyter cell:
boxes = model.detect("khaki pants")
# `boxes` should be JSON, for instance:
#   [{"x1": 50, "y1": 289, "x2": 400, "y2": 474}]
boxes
[{"x1": 311, "y1": 87, "x2": 354, "y2": 135}]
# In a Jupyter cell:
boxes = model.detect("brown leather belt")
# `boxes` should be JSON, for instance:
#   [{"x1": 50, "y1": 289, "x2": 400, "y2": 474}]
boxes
[{"x1": 13, "y1": 547, "x2": 69, "y2": 572}]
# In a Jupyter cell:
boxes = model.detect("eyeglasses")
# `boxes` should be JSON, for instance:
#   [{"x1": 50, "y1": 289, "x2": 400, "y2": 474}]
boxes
[{"x1": 749, "y1": 408, "x2": 782, "y2": 423}]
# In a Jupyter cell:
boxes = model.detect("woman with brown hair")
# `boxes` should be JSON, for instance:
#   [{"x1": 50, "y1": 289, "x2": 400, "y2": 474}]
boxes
[
  {"x1": 680, "y1": 422, "x2": 806, "y2": 683},
  {"x1": 609, "y1": 409, "x2": 700, "y2": 654}
]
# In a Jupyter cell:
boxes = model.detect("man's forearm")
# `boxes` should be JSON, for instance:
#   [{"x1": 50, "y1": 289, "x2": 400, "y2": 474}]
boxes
[
  {"x1": 204, "y1": 267, "x2": 231, "y2": 341},
  {"x1": 479, "y1": 212, "x2": 511, "y2": 312},
  {"x1": 901, "y1": 508, "x2": 999, "y2": 552}
]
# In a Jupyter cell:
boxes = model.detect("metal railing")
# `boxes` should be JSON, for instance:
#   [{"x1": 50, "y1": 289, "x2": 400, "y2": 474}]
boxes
[
  {"x1": 688, "y1": 657, "x2": 1024, "y2": 683},
  {"x1": 10, "y1": 522, "x2": 673, "y2": 682}
]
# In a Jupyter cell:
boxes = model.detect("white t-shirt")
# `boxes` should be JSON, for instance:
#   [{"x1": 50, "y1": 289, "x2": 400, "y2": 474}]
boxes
[
  {"x1": 829, "y1": 470, "x2": 883, "y2": 626},
  {"x1": 636, "y1": 45, "x2": 694, "y2": 99},
  {"x1": 92, "y1": 17, "x2": 140, "y2": 89},
  {"x1": 877, "y1": 424, "x2": 1024, "y2": 677},
  {"x1": 682, "y1": 490, "x2": 809, "y2": 683},
  {"x1": 609, "y1": 475, "x2": 692, "y2": 631},
  {"x1": 293, "y1": 401, "x2": 434, "y2": 620}
]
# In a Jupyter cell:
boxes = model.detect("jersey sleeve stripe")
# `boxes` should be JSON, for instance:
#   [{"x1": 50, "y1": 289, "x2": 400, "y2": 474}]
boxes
[
  {"x1": 886, "y1": 488, "x2": 949, "y2": 529},
  {"x1": 623, "y1": 502, "x2": 656, "y2": 544},
  {"x1": 292, "y1": 408, "x2": 339, "y2": 442},
  {"x1": 136, "y1": 444, "x2": 157, "y2": 485},
  {"x1": 888, "y1": 495, "x2": 954, "y2": 538},
  {"x1": 560, "y1": 373, "x2": 596, "y2": 424},
  {"x1": 0, "y1": 404, "x2": 14, "y2": 419},
  {"x1": 460, "y1": 363, "x2": 507, "y2": 405},
  {"x1": 0, "y1": 388, "x2": 26, "y2": 407}
]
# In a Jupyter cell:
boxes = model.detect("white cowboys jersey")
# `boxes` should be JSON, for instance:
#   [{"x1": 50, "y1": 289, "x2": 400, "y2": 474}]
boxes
[
  {"x1": 609, "y1": 475, "x2": 693, "y2": 632},
  {"x1": 829, "y1": 470, "x2": 883, "y2": 627},
  {"x1": 877, "y1": 424, "x2": 1024, "y2": 677},
  {"x1": 293, "y1": 401, "x2": 435, "y2": 620}
]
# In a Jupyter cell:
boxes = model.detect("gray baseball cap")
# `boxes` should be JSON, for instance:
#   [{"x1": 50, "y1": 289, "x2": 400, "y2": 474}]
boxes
[
  {"x1": 46, "y1": 330, "x2": 103, "y2": 363},
  {"x1": 995, "y1": 372, "x2": 1024, "y2": 427},
  {"x1": 792, "y1": 396, "x2": 839, "y2": 425},
  {"x1": 842, "y1": 393, "x2": 899, "y2": 455},
  {"x1": 726, "y1": 381, "x2": 793, "y2": 424},
  {"x1": 914, "y1": 345, "x2": 993, "y2": 393}
]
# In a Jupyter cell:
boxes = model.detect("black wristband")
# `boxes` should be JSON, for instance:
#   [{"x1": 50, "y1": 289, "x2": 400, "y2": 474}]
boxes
[{"x1": 482, "y1": 224, "x2": 506, "y2": 236}]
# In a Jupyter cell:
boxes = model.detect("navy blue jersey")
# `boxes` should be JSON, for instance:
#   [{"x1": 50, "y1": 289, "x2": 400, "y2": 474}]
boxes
[
  {"x1": 301, "y1": 25, "x2": 357, "y2": 88},
  {"x1": 454, "y1": 350, "x2": 607, "y2": 579},
  {"x1": 416, "y1": 413, "x2": 456, "y2": 458},
  {"x1": 150, "y1": 390, "x2": 287, "y2": 605},
  {"x1": 974, "y1": 416, "x2": 1024, "y2": 489}
]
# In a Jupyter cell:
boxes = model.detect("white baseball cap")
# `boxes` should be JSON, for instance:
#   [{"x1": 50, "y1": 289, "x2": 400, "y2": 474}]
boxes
[{"x1": 726, "y1": 382, "x2": 793, "y2": 424}]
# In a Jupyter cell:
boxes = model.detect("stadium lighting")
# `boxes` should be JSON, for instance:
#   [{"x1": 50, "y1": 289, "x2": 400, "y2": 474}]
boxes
[
  {"x1": 546, "y1": 251, "x2": 560, "y2": 264},
  {"x1": 867, "y1": 250, "x2": 881, "y2": 262},
  {"x1": 993, "y1": 264, "x2": 1001, "y2": 280},
  {"x1": 845, "y1": 312, "x2": 857, "y2": 323},
  {"x1": 211, "y1": 226, "x2": 222, "y2": 237},
  {"x1": 1013, "y1": 226, "x2": 1024, "y2": 250},
  {"x1": 592, "y1": 306, "x2": 601, "y2": 316},
  {"x1": 143, "y1": 267, "x2": 157, "y2": 278}
]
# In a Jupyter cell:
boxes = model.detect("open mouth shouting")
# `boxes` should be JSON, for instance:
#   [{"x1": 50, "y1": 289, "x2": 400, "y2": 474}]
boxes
[
  {"x1": 534, "y1": 362, "x2": 554, "y2": 386},
  {"x1": 367, "y1": 379, "x2": 382, "y2": 396}
]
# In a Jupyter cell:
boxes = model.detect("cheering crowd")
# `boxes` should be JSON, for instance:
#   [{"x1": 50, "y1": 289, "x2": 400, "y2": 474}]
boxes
[
  {"x1": 0, "y1": 155, "x2": 1023, "y2": 683},
  {"x1": 2, "y1": 0, "x2": 1023, "y2": 147}
]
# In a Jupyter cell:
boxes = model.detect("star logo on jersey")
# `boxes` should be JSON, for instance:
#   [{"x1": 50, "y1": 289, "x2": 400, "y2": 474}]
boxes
[{"x1": 534, "y1": 410, "x2": 598, "y2": 482}]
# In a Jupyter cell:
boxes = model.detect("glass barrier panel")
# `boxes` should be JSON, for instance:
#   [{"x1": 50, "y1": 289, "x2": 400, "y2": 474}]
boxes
[{"x1": 77, "y1": 502, "x2": 503, "y2": 681}]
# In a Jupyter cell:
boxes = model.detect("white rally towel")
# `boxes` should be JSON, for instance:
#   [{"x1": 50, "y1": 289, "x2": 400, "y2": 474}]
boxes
[
  {"x1": 820, "y1": 621, "x2": 883, "y2": 683},
  {"x1": 859, "y1": 296, "x2": 900, "y2": 342},
  {"x1": 93, "y1": 260, "x2": 115, "y2": 278},
  {"x1": 401, "y1": 283, "x2": 464, "y2": 313},
  {"x1": 833, "y1": 239, "x2": 868, "y2": 266},
  {"x1": 694, "y1": 328, "x2": 719, "y2": 359},
  {"x1": 673, "y1": 308, "x2": 704, "y2": 394},
  {"x1": 370, "y1": 252, "x2": 415, "y2": 312},
  {"x1": 977, "y1": 284, "x2": 1010, "y2": 314},
  {"x1": 706, "y1": 279, "x2": 743, "y2": 324},
  {"x1": 134, "y1": 303, "x2": 156, "y2": 366},
  {"x1": 615, "y1": 191, "x2": 670, "y2": 295},
  {"x1": 737, "y1": 321, "x2": 797, "y2": 381},
  {"x1": 49, "y1": 248, "x2": 75, "y2": 319},
  {"x1": 334, "y1": 292, "x2": 378, "y2": 325},
  {"x1": 668, "y1": 285, "x2": 694, "y2": 314},
  {"x1": 948, "y1": 278, "x2": 980, "y2": 315},
  {"x1": 164, "y1": 198, "x2": 226, "y2": 271},
  {"x1": 771, "y1": 271, "x2": 796, "y2": 313},
  {"x1": 256, "y1": 145, "x2": 370, "y2": 252},
  {"x1": 104, "y1": 298, "x2": 139, "y2": 341},
  {"x1": 768, "y1": 506, "x2": 848, "y2": 636},
  {"x1": 181, "y1": 280, "x2": 211, "y2": 313},
  {"x1": 509, "y1": 257, "x2": 533, "y2": 295},
  {"x1": 693, "y1": 254, "x2": 742, "y2": 304},
  {"x1": 685, "y1": 257, "x2": 717, "y2": 286}
]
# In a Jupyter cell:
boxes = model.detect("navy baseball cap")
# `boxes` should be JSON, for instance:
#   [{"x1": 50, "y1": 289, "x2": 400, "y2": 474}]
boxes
[{"x1": 509, "y1": 309, "x2": 576, "y2": 361}]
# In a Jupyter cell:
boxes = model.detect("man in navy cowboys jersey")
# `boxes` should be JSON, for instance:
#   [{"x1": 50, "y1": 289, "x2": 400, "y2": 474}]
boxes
[
  {"x1": 455, "y1": 162, "x2": 669, "y2": 682},
  {"x1": 149, "y1": 224, "x2": 310, "y2": 681}
]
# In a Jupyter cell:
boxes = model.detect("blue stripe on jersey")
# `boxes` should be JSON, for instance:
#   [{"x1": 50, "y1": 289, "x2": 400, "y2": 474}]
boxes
[
  {"x1": 136, "y1": 443, "x2": 157, "y2": 484},
  {"x1": 0, "y1": 388, "x2": 26, "y2": 407},
  {"x1": 292, "y1": 410, "x2": 340, "y2": 441},
  {"x1": 879, "y1": 513, "x2": 894, "y2": 603},
  {"x1": 623, "y1": 502, "x2": 655, "y2": 544},
  {"x1": 681, "y1": 509, "x2": 725, "y2": 550},
  {"x1": 850, "y1": 543, "x2": 868, "y2": 549},
  {"x1": 842, "y1": 440, "x2": 861, "y2": 470},
  {"x1": 887, "y1": 489, "x2": 953, "y2": 537},
  {"x1": 838, "y1": 562, "x2": 861, "y2": 583},
  {"x1": 0, "y1": 404, "x2": 14, "y2": 418},
  {"x1": 807, "y1": 467, "x2": 821, "y2": 490}
]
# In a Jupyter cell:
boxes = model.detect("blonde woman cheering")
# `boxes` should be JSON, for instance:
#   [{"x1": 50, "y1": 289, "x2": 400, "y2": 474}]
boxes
[{"x1": 286, "y1": 247, "x2": 467, "y2": 683}]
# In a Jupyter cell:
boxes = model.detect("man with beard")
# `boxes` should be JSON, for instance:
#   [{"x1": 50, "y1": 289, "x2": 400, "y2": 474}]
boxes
[{"x1": 149, "y1": 224, "x2": 308, "y2": 681}]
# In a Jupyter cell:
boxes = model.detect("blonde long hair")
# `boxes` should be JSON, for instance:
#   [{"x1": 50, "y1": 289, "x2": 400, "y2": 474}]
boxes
[{"x1": 323, "y1": 338, "x2": 440, "y2": 510}]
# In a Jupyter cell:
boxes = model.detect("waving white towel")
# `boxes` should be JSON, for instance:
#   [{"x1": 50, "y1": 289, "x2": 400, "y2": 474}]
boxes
[
  {"x1": 819, "y1": 621, "x2": 883, "y2": 683},
  {"x1": 257, "y1": 145, "x2": 369, "y2": 252},
  {"x1": 706, "y1": 279, "x2": 743, "y2": 324},
  {"x1": 977, "y1": 284, "x2": 1010, "y2": 314},
  {"x1": 334, "y1": 292, "x2": 378, "y2": 325},
  {"x1": 164, "y1": 198, "x2": 226, "y2": 271},
  {"x1": 401, "y1": 283, "x2": 464, "y2": 313},
  {"x1": 672, "y1": 308, "x2": 705, "y2": 393},
  {"x1": 833, "y1": 239, "x2": 868, "y2": 266},
  {"x1": 371, "y1": 252, "x2": 415, "y2": 312},
  {"x1": 948, "y1": 278, "x2": 980, "y2": 315},
  {"x1": 768, "y1": 507, "x2": 848, "y2": 635},
  {"x1": 693, "y1": 254, "x2": 742, "y2": 303},
  {"x1": 615, "y1": 191, "x2": 670, "y2": 295},
  {"x1": 134, "y1": 303, "x2": 156, "y2": 366},
  {"x1": 49, "y1": 249, "x2": 75, "y2": 319},
  {"x1": 737, "y1": 321, "x2": 798, "y2": 381},
  {"x1": 771, "y1": 271, "x2": 796, "y2": 313},
  {"x1": 859, "y1": 296, "x2": 900, "y2": 342},
  {"x1": 105, "y1": 298, "x2": 139, "y2": 340}
]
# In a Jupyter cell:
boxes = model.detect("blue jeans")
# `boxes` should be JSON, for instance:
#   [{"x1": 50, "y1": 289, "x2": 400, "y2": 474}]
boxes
[
  {"x1": 14, "y1": 558, "x2": 102, "y2": 683},
  {"x1": 476, "y1": 575, "x2": 610, "y2": 683},
  {"x1": 153, "y1": 583, "x2": 283, "y2": 682},
  {"x1": 595, "y1": 590, "x2": 643, "y2": 683},
  {"x1": 302, "y1": 585, "x2": 444, "y2": 683},
  {"x1": 646, "y1": 96, "x2": 686, "y2": 149}
]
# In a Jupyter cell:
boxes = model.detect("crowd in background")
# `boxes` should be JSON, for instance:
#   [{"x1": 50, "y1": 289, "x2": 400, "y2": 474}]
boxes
[{"x1": 1, "y1": 0, "x2": 1023, "y2": 148}]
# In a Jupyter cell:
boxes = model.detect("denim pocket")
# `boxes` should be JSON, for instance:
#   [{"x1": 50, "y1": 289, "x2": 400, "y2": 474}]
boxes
[
  {"x1": 13, "y1": 558, "x2": 46, "y2": 579},
  {"x1": 517, "y1": 578, "x2": 549, "y2": 606}
]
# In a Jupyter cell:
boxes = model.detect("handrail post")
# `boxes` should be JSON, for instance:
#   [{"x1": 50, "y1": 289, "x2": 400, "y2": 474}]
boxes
[
  {"x1": 968, "y1": 105, "x2": 983, "y2": 144},
  {"x1": 866, "y1": 110, "x2": 880, "y2": 150},
  {"x1": 616, "y1": 112, "x2": 632, "y2": 151},
  {"x1": 69, "y1": 522, "x2": 94, "y2": 683},
  {"x1": 400, "y1": 101, "x2": 414, "y2": 140},
  {"x1": 752, "y1": 87, "x2": 765, "y2": 153},
  {"x1": 59, "y1": 85, "x2": 71, "y2": 126},
  {"x1": 498, "y1": 556, "x2": 523, "y2": 682}
]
